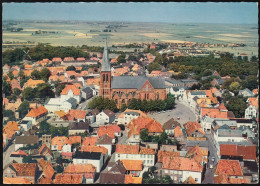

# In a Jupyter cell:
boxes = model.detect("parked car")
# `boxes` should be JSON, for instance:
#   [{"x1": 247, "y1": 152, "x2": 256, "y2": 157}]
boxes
[
  {"x1": 211, "y1": 157, "x2": 215, "y2": 162},
  {"x1": 209, "y1": 164, "x2": 213, "y2": 169}
]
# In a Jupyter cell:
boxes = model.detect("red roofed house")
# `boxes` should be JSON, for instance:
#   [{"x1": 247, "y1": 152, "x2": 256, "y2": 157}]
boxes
[
  {"x1": 38, "y1": 143, "x2": 53, "y2": 161},
  {"x1": 127, "y1": 116, "x2": 163, "y2": 144},
  {"x1": 97, "y1": 125, "x2": 121, "y2": 139},
  {"x1": 115, "y1": 144, "x2": 156, "y2": 167},
  {"x1": 54, "y1": 174, "x2": 83, "y2": 184},
  {"x1": 23, "y1": 105, "x2": 48, "y2": 125},
  {"x1": 63, "y1": 57, "x2": 75, "y2": 62},
  {"x1": 183, "y1": 121, "x2": 205, "y2": 137},
  {"x1": 219, "y1": 144, "x2": 256, "y2": 161},
  {"x1": 66, "y1": 109, "x2": 87, "y2": 122},
  {"x1": 60, "y1": 84, "x2": 81, "y2": 103},
  {"x1": 159, "y1": 156, "x2": 203, "y2": 183},
  {"x1": 51, "y1": 136, "x2": 72, "y2": 152},
  {"x1": 96, "y1": 109, "x2": 116, "y2": 123},
  {"x1": 64, "y1": 163, "x2": 96, "y2": 183},
  {"x1": 76, "y1": 57, "x2": 86, "y2": 61},
  {"x1": 52, "y1": 57, "x2": 63, "y2": 63},
  {"x1": 37, "y1": 158, "x2": 55, "y2": 182}
]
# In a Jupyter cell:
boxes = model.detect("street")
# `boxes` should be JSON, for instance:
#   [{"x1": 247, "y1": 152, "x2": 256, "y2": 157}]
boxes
[
  {"x1": 77, "y1": 96, "x2": 96, "y2": 110},
  {"x1": 202, "y1": 133, "x2": 219, "y2": 184},
  {"x1": 147, "y1": 100, "x2": 196, "y2": 126},
  {"x1": 3, "y1": 142, "x2": 15, "y2": 169}
]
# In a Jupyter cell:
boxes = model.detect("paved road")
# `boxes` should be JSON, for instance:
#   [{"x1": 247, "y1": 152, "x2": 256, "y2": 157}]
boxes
[
  {"x1": 3, "y1": 142, "x2": 15, "y2": 169},
  {"x1": 77, "y1": 96, "x2": 96, "y2": 110},
  {"x1": 202, "y1": 133, "x2": 219, "y2": 184},
  {"x1": 147, "y1": 100, "x2": 196, "y2": 126}
]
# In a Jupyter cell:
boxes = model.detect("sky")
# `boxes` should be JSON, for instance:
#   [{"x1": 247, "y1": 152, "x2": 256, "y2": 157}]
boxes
[{"x1": 2, "y1": 2, "x2": 258, "y2": 24}]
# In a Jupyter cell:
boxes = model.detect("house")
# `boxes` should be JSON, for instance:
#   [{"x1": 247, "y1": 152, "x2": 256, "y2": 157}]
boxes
[
  {"x1": 96, "y1": 134, "x2": 114, "y2": 156},
  {"x1": 3, "y1": 177, "x2": 32, "y2": 184},
  {"x1": 97, "y1": 125, "x2": 121, "y2": 139},
  {"x1": 124, "y1": 175, "x2": 142, "y2": 184},
  {"x1": 115, "y1": 144, "x2": 156, "y2": 167},
  {"x1": 82, "y1": 136, "x2": 98, "y2": 147},
  {"x1": 14, "y1": 135, "x2": 38, "y2": 151},
  {"x1": 96, "y1": 109, "x2": 116, "y2": 123},
  {"x1": 38, "y1": 144, "x2": 53, "y2": 161},
  {"x1": 169, "y1": 87, "x2": 188, "y2": 101},
  {"x1": 3, "y1": 64, "x2": 10, "y2": 74},
  {"x1": 9, "y1": 150, "x2": 29, "y2": 163},
  {"x1": 81, "y1": 86, "x2": 94, "y2": 100},
  {"x1": 238, "y1": 126, "x2": 255, "y2": 138},
  {"x1": 121, "y1": 159, "x2": 143, "y2": 177},
  {"x1": 3, "y1": 133, "x2": 9, "y2": 149},
  {"x1": 200, "y1": 115, "x2": 215, "y2": 133},
  {"x1": 44, "y1": 97, "x2": 76, "y2": 113},
  {"x1": 219, "y1": 144, "x2": 256, "y2": 161},
  {"x1": 52, "y1": 57, "x2": 63, "y2": 63},
  {"x1": 68, "y1": 122, "x2": 89, "y2": 135},
  {"x1": 19, "y1": 120, "x2": 32, "y2": 131},
  {"x1": 41, "y1": 134, "x2": 52, "y2": 148},
  {"x1": 230, "y1": 118, "x2": 254, "y2": 128},
  {"x1": 64, "y1": 163, "x2": 96, "y2": 183},
  {"x1": 127, "y1": 116, "x2": 163, "y2": 144},
  {"x1": 174, "y1": 126, "x2": 186, "y2": 142},
  {"x1": 245, "y1": 104, "x2": 258, "y2": 120},
  {"x1": 10, "y1": 79, "x2": 22, "y2": 91},
  {"x1": 60, "y1": 84, "x2": 81, "y2": 104},
  {"x1": 3, "y1": 121, "x2": 21, "y2": 141},
  {"x1": 238, "y1": 88, "x2": 255, "y2": 97},
  {"x1": 86, "y1": 109, "x2": 100, "y2": 124},
  {"x1": 66, "y1": 109, "x2": 87, "y2": 122},
  {"x1": 23, "y1": 105, "x2": 48, "y2": 125},
  {"x1": 214, "y1": 159, "x2": 245, "y2": 184},
  {"x1": 80, "y1": 145, "x2": 109, "y2": 164},
  {"x1": 159, "y1": 156, "x2": 203, "y2": 183},
  {"x1": 5, "y1": 98, "x2": 22, "y2": 112},
  {"x1": 3, "y1": 163, "x2": 37, "y2": 184},
  {"x1": 54, "y1": 174, "x2": 83, "y2": 184},
  {"x1": 72, "y1": 151, "x2": 103, "y2": 173},
  {"x1": 185, "y1": 145, "x2": 208, "y2": 165},
  {"x1": 163, "y1": 118, "x2": 181, "y2": 136},
  {"x1": 200, "y1": 107, "x2": 235, "y2": 120},
  {"x1": 158, "y1": 150, "x2": 180, "y2": 163},
  {"x1": 183, "y1": 122, "x2": 205, "y2": 138},
  {"x1": 182, "y1": 176, "x2": 197, "y2": 184},
  {"x1": 37, "y1": 158, "x2": 55, "y2": 182},
  {"x1": 51, "y1": 136, "x2": 72, "y2": 152},
  {"x1": 117, "y1": 109, "x2": 147, "y2": 125},
  {"x1": 23, "y1": 79, "x2": 45, "y2": 88},
  {"x1": 99, "y1": 160, "x2": 126, "y2": 184}
]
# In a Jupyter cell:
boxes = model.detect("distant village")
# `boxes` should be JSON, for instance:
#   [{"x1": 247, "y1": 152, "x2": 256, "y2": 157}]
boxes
[{"x1": 2, "y1": 39, "x2": 259, "y2": 184}]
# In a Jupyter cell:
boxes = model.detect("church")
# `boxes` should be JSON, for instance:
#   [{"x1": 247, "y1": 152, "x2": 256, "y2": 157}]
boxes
[{"x1": 100, "y1": 40, "x2": 167, "y2": 108}]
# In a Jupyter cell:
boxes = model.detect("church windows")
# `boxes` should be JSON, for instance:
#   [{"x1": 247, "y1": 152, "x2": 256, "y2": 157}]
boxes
[
  {"x1": 106, "y1": 74, "x2": 108, "y2": 82},
  {"x1": 147, "y1": 93, "x2": 149, "y2": 99},
  {"x1": 122, "y1": 99, "x2": 125, "y2": 104},
  {"x1": 103, "y1": 74, "x2": 105, "y2": 82},
  {"x1": 115, "y1": 99, "x2": 118, "y2": 104}
]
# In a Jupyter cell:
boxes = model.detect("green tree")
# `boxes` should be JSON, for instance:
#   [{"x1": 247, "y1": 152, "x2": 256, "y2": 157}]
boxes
[
  {"x1": 22, "y1": 87, "x2": 35, "y2": 100},
  {"x1": 3, "y1": 109, "x2": 16, "y2": 122},
  {"x1": 8, "y1": 72, "x2": 14, "y2": 80},
  {"x1": 159, "y1": 131, "x2": 168, "y2": 144},
  {"x1": 120, "y1": 103, "x2": 127, "y2": 112},
  {"x1": 140, "y1": 129, "x2": 151, "y2": 142},
  {"x1": 165, "y1": 94, "x2": 175, "y2": 110},
  {"x1": 128, "y1": 55, "x2": 137, "y2": 61},
  {"x1": 13, "y1": 88, "x2": 22, "y2": 96},
  {"x1": 31, "y1": 70, "x2": 41, "y2": 80},
  {"x1": 161, "y1": 175, "x2": 173, "y2": 184},
  {"x1": 117, "y1": 54, "x2": 126, "y2": 64},
  {"x1": 147, "y1": 62, "x2": 161, "y2": 73},
  {"x1": 55, "y1": 83, "x2": 66, "y2": 96},
  {"x1": 3, "y1": 80, "x2": 12, "y2": 97},
  {"x1": 229, "y1": 81, "x2": 241, "y2": 95},
  {"x1": 18, "y1": 100, "x2": 30, "y2": 119},
  {"x1": 250, "y1": 55, "x2": 258, "y2": 62},
  {"x1": 227, "y1": 96, "x2": 247, "y2": 118},
  {"x1": 70, "y1": 75, "x2": 76, "y2": 79},
  {"x1": 39, "y1": 68, "x2": 51, "y2": 82},
  {"x1": 66, "y1": 65, "x2": 76, "y2": 71},
  {"x1": 22, "y1": 155, "x2": 37, "y2": 163},
  {"x1": 35, "y1": 83, "x2": 55, "y2": 98},
  {"x1": 39, "y1": 121, "x2": 51, "y2": 135},
  {"x1": 55, "y1": 165, "x2": 64, "y2": 173}
]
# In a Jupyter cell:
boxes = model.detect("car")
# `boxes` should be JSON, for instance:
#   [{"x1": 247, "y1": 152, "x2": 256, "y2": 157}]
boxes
[
  {"x1": 209, "y1": 164, "x2": 213, "y2": 169},
  {"x1": 177, "y1": 117, "x2": 180, "y2": 120},
  {"x1": 162, "y1": 111, "x2": 166, "y2": 113},
  {"x1": 211, "y1": 157, "x2": 215, "y2": 162}
]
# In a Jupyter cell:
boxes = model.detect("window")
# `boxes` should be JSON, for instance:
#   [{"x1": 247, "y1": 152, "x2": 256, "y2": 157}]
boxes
[
  {"x1": 165, "y1": 170, "x2": 168, "y2": 174},
  {"x1": 170, "y1": 170, "x2": 173, "y2": 174},
  {"x1": 118, "y1": 154, "x2": 120, "y2": 158},
  {"x1": 144, "y1": 160, "x2": 146, "y2": 164},
  {"x1": 195, "y1": 178, "x2": 198, "y2": 182},
  {"x1": 126, "y1": 154, "x2": 128, "y2": 158}
]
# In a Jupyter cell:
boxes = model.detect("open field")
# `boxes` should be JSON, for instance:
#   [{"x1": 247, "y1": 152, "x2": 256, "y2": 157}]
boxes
[{"x1": 2, "y1": 21, "x2": 258, "y2": 56}]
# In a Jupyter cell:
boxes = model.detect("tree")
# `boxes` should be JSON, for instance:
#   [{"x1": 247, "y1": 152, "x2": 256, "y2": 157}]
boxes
[
  {"x1": 22, "y1": 87, "x2": 35, "y2": 100},
  {"x1": 13, "y1": 88, "x2": 22, "y2": 96},
  {"x1": 118, "y1": 124, "x2": 125, "y2": 131},
  {"x1": 8, "y1": 72, "x2": 14, "y2": 80},
  {"x1": 3, "y1": 80, "x2": 12, "y2": 97},
  {"x1": 117, "y1": 54, "x2": 126, "y2": 64},
  {"x1": 3, "y1": 109, "x2": 16, "y2": 122},
  {"x1": 39, "y1": 68, "x2": 51, "y2": 82},
  {"x1": 147, "y1": 62, "x2": 161, "y2": 73},
  {"x1": 18, "y1": 100, "x2": 30, "y2": 119},
  {"x1": 229, "y1": 82, "x2": 241, "y2": 95},
  {"x1": 140, "y1": 129, "x2": 151, "y2": 142},
  {"x1": 227, "y1": 96, "x2": 247, "y2": 118},
  {"x1": 159, "y1": 131, "x2": 168, "y2": 144},
  {"x1": 55, "y1": 83, "x2": 66, "y2": 96},
  {"x1": 35, "y1": 83, "x2": 55, "y2": 98},
  {"x1": 161, "y1": 175, "x2": 173, "y2": 184},
  {"x1": 66, "y1": 65, "x2": 76, "y2": 71},
  {"x1": 55, "y1": 165, "x2": 64, "y2": 173},
  {"x1": 22, "y1": 155, "x2": 37, "y2": 163},
  {"x1": 120, "y1": 103, "x2": 127, "y2": 112},
  {"x1": 250, "y1": 55, "x2": 258, "y2": 62},
  {"x1": 128, "y1": 55, "x2": 137, "y2": 61},
  {"x1": 39, "y1": 121, "x2": 51, "y2": 135},
  {"x1": 31, "y1": 70, "x2": 41, "y2": 80},
  {"x1": 70, "y1": 75, "x2": 76, "y2": 79}
]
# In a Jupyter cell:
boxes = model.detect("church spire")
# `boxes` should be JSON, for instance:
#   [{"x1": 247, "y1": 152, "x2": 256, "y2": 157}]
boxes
[{"x1": 101, "y1": 38, "x2": 111, "y2": 72}]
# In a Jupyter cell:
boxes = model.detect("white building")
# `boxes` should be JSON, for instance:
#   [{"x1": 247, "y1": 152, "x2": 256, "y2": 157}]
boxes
[
  {"x1": 96, "y1": 109, "x2": 115, "y2": 123},
  {"x1": 245, "y1": 105, "x2": 258, "y2": 119},
  {"x1": 44, "y1": 97, "x2": 76, "y2": 113},
  {"x1": 22, "y1": 105, "x2": 48, "y2": 125},
  {"x1": 19, "y1": 120, "x2": 33, "y2": 131},
  {"x1": 60, "y1": 84, "x2": 81, "y2": 104},
  {"x1": 73, "y1": 151, "x2": 103, "y2": 173},
  {"x1": 51, "y1": 136, "x2": 72, "y2": 152}
]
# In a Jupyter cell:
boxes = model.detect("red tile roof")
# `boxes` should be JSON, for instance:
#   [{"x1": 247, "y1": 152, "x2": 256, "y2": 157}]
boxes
[
  {"x1": 220, "y1": 144, "x2": 256, "y2": 160},
  {"x1": 66, "y1": 109, "x2": 87, "y2": 120},
  {"x1": 98, "y1": 125, "x2": 121, "y2": 139},
  {"x1": 51, "y1": 136, "x2": 71, "y2": 151},
  {"x1": 158, "y1": 150, "x2": 180, "y2": 163},
  {"x1": 82, "y1": 137, "x2": 98, "y2": 146},
  {"x1": 38, "y1": 158, "x2": 55, "y2": 179},
  {"x1": 69, "y1": 136, "x2": 81, "y2": 144},
  {"x1": 215, "y1": 160, "x2": 243, "y2": 176},
  {"x1": 80, "y1": 145, "x2": 108, "y2": 155},
  {"x1": 121, "y1": 160, "x2": 143, "y2": 171},
  {"x1": 3, "y1": 177, "x2": 32, "y2": 184},
  {"x1": 26, "y1": 105, "x2": 48, "y2": 117},
  {"x1": 183, "y1": 121, "x2": 205, "y2": 136},
  {"x1": 54, "y1": 174, "x2": 83, "y2": 184},
  {"x1": 63, "y1": 57, "x2": 75, "y2": 61},
  {"x1": 12, "y1": 163, "x2": 37, "y2": 177},
  {"x1": 124, "y1": 175, "x2": 142, "y2": 184},
  {"x1": 64, "y1": 163, "x2": 96, "y2": 174},
  {"x1": 11, "y1": 149, "x2": 28, "y2": 156},
  {"x1": 60, "y1": 84, "x2": 80, "y2": 96},
  {"x1": 116, "y1": 144, "x2": 139, "y2": 154},
  {"x1": 139, "y1": 147, "x2": 156, "y2": 155},
  {"x1": 162, "y1": 157, "x2": 203, "y2": 172}
]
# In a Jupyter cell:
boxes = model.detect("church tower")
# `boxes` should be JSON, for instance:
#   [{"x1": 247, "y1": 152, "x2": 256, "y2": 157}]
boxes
[{"x1": 100, "y1": 39, "x2": 112, "y2": 99}]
